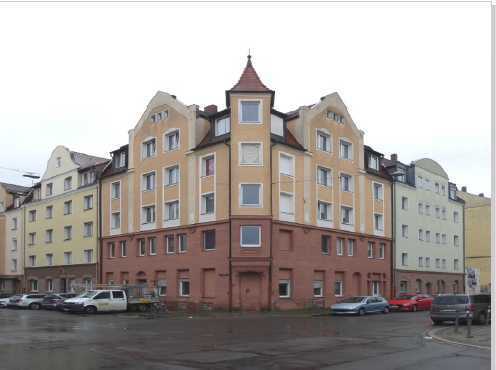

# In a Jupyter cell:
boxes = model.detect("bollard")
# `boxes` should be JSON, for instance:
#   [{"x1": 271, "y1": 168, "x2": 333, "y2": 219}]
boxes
[
  {"x1": 466, "y1": 311, "x2": 473, "y2": 338},
  {"x1": 454, "y1": 311, "x2": 459, "y2": 333}
]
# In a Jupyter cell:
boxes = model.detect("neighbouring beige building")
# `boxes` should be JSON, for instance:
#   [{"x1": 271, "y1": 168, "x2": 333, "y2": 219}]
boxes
[{"x1": 458, "y1": 188, "x2": 491, "y2": 293}]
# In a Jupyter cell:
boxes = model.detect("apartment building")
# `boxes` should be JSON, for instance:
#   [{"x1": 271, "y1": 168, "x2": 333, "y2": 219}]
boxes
[
  {"x1": 100, "y1": 56, "x2": 392, "y2": 311},
  {"x1": 383, "y1": 155, "x2": 464, "y2": 296},
  {"x1": 23, "y1": 146, "x2": 108, "y2": 293},
  {"x1": 457, "y1": 188, "x2": 490, "y2": 293},
  {"x1": 0, "y1": 182, "x2": 30, "y2": 293}
]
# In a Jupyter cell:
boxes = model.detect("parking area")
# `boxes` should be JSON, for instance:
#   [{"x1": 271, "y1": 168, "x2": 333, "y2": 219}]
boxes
[{"x1": 0, "y1": 308, "x2": 490, "y2": 370}]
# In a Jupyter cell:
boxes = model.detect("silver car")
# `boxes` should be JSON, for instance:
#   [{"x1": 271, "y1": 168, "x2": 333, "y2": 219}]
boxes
[
  {"x1": 7, "y1": 294, "x2": 46, "y2": 310},
  {"x1": 331, "y1": 296, "x2": 390, "y2": 315}
]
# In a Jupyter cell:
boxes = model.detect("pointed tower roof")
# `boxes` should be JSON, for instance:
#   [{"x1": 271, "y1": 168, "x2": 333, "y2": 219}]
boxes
[{"x1": 226, "y1": 55, "x2": 275, "y2": 107}]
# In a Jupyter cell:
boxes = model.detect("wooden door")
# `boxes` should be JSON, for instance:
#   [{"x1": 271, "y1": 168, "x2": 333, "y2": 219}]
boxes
[{"x1": 239, "y1": 272, "x2": 261, "y2": 311}]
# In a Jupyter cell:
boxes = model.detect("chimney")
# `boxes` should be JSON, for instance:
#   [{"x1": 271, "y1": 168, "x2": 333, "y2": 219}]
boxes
[
  {"x1": 478, "y1": 193, "x2": 484, "y2": 197},
  {"x1": 461, "y1": 186, "x2": 467, "y2": 192},
  {"x1": 390, "y1": 153, "x2": 398, "y2": 162},
  {"x1": 204, "y1": 104, "x2": 218, "y2": 114}
]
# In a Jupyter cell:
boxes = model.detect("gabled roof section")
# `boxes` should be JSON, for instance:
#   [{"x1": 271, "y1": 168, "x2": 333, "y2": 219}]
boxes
[
  {"x1": 413, "y1": 158, "x2": 449, "y2": 179},
  {"x1": 70, "y1": 151, "x2": 109, "y2": 170},
  {"x1": 0, "y1": 182, "x2": 31, "y2": 195},
  {"x1": 226, "y1": 55, "x2": 275, "y2": 107}
]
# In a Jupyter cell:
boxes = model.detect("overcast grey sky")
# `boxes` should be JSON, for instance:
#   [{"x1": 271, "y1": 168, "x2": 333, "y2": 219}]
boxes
[{"x1": 0, "y1": 3, "x2": 491, "y2": 195}]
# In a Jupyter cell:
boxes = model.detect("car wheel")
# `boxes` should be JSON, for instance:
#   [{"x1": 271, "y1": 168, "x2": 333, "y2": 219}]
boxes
[
  {"x1": 358, "y1": 308, "x2": 365, "y2": 316},
  {"x1": 84, "y1": 305, "x2": 97, "y2": 314},
  {"x1": 383, "y1": 306, "x2": 390, "y2": 314},
  {"x1": 412, "y1": 305, "x2": 417, "y2": 312},
  {"x1": 29, "y1": 303, "x2": 41, "y2": 310}
]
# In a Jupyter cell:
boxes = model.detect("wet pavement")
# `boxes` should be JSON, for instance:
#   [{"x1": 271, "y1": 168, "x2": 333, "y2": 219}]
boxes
[
  {"x1": 431, "y1": 323, "x2": 491, "y2": 348},
  {"x1": 0, "y1": 309, "x2": 490, "y2": 370}
]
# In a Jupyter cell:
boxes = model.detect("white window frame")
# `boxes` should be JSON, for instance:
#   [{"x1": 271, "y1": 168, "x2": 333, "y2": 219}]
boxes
[
  {"x1": 239, "y1": 183, "x2": 263, "y2": 208},
  {"x1": 401, "y1": 224, "x2": 408, "y2": 238},
  {"x1": 141, "y1": 137, "x2": 157, "y2": 159},
  {"x1": 336, "y1": 238, "x2": 344, "y2": 256},
  {"x1": 340, "y1": 173, "x2": 354, "y2": 192},
  {"x1": 368, "y1": 242, "x2": 374, "y2": 259},
  {"x1": 141, "y1": 205, "x2": 156, "y2": 225},
  {"x1": 142, "y1": 171, "x2": 156, "y2": 192},
  {"x1": 341, "y1": 206, "x2": 354, "y2": 225},
  {"x1": 163, "y1": 128, "x2": 180, "y2": 152},
  {"x1": 401, "y1": 252, "x2": 408, "y2": 266},
  {"x1": 111, "y1": 181, "x2": 121, "y2": 199},
  {"x1": 334, "y1": 280, "x2": 343, "y2": 297},
  {"x1": 164, "y1": 200, "x2": 180, "y2": 222},
  {"x1": 239, "y1": 142, "x2": 263, "y2": 166},
  {"x1": 378, "y1": 243, "x2": 385, "y2": 259},
  {"x1": 318, "y1": 201, "x2": 332, "y2": 222},
  {"x1": 347, "y1": 239, "x2": 355, "y2": 256},
  {"x1": 164, "y1": 165, "x2": 180, "y2": 186},
  {"x1": 373, "y1": 182, "x2": 384, "y2": 201},
  {"x1": 178, "y1": 234, "x2": 187, "y2": 253},
  {"x1": 201, "y1": 153, "x2": 215, "y2": 177},
  {"x1": 239, "y1": 99, "x2": 262, "y2": 124},
  {"x1": 120, "y1": 241, "x2": 127, "y2": 257},
  {"x1": 84, "y1": 195, "x2": 93, "y2": 210},
  {"x1": 316, "y1": 165, "x2": 332, "y2": 187},
  {"x1": 339, "y1": 138, "x2": 353, "y2": 160},
  {"x1": 215, "y1": 116, "x2": 231, "y2": 136},
  {"x1": 138, "y1": 239, "x2": 146, "y2": 256},
  {"x1": 111, "y1": 212, "x2": 121, "y2": 230},
  {"x1": 313, "y1": 280, "x2": 324, "y2": 298},
  {"x1": 278, "y1": 279, "x2": 291, "y2": 298},
  {"x1": 149, "y1": 237, "x2": 157, "y2": 256},
  {"x1": 316, "y1": 129, "x2": 332, "y2": 153},
  {"x1": 179, "y1": 279, "x2": 190, "y2": 297},
  {"x1": 279, "y1": 152, "x2": 294, "y2": 176},
  {"x1": 240, "y1": 225, "x2": 262, "y2": 248},
  {"x1": 201, "y1": 192, "x2": 215, "y2": 215}
]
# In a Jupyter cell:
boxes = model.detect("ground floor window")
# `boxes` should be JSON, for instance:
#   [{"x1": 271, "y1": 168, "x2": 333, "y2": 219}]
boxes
[
  {"x1": 179, "y1": 279, "x2": 190, "y2": 297},
  {"x1": 372, "y1": 281, "x2": 380, "y2": 296},
  {"x1": 30, "y1": 279, "x2": 38, "y2": 292},
  {"x1": 46, "y1": 279, "x2": 53, "y2": 292},
  {"x1": 313, "y1": 281, "x2": 323, "y2": 297},
  {"x1": 83, "y1": 278, "x2": 92, "y2": 290},
  {"x1": 158, "y1": 280, "x2": 167, "y2": 296},
  {"x1": 399, "y1": 280, "x2": 408, "y2": 293},
  {"x1": 334, "y1": 280, "x2": 343, "y2": 297},
  {"x1": 279, "y1": 280, "x2": 291, "y2": 298}
]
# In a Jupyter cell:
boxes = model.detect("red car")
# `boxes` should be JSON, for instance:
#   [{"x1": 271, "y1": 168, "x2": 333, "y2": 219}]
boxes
[{"x1": 389, "y1": 294, "x2": 433, "y2": 312}]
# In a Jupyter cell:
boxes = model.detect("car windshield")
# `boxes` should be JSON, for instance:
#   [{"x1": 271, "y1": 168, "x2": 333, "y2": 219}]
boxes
[
  {"x1": 433, "y1": 295, "x2": 469, "y2": 305},
  {"x1": 396, "y1": 295, "x2": 415, "y2": 300},
  {"x1": 340, "y1": 297, "x2": 365, "y2": 303},
  {"x1": 78, "y1": 291, "x2": 97, "y2": 298}
]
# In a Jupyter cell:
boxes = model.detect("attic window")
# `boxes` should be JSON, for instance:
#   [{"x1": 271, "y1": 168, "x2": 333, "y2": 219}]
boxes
[
  {"x1": 215, "y1": 117, "x2": 230, "y2": 136},
  {"x1": 150, "y1": 110, "x2": 168, "y2": 123},
  {"x1": 240, "y1": 101, "x2": 261, "y2": 123},
  {"x1": 369, "y1": 155, "x2": 379, "y2": 171},
  {"x1": 327, "y1": 111, "x2": 345, "y2": 124},
  {"x1": 56, "y1": 157, "x2": 61, "y2": 167}
]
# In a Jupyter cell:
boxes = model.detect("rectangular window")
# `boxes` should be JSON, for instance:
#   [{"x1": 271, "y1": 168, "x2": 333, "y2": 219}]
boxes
[
  {"x1": 165, "y1": 200, "x2": 179, "y2": 221},
  {"x1": 401, "y1": 224, "x2": 408, "y2": 238},
  {"x1": 347, "y1": 239, "x2": 355, "y2": 256},
  {"x1": 28, "y1": 233, "x2": 36, "y2": 246},
  {"x1": 201, "y1": 193, "x2": 215, "y2": 214},
  {"x1": 418, "y1": 257, "x2": 423, "y2": 267},
  {"x1": 11, "y1": 217, "x2": 17, "y2": 230},
  {"x1": 327, "y1": 110, "x2": 345, "y2": 123},
  {"x1": 240, "y1": 225, "x2": 261, "y2": 247},
  {"x1": 11, "y1": 259, "x2": 17, "y2": 273},
  {"x1": 279, "y1": 280, "x2": 291, "y2": 298},
  {"x1": 341, "y1": 206, "x2": 353, "y2": 225},
  {"x1": 149, "y1": 238, "x2": 157, "y2": 255},
  {"x1": 318, "y1": 201, "x2": 332, "y2": 221},
  {"x1": 401, "y1": 252, "x2": 408, "y2": 266},
  {"x1": 442, "y1": 234, "x2": 447, "y2": 244},
  {"x1": 316, "y1": 130, "x2": 331, "y2": 152},
  {"x1": 435, "y1": 258, "x2": 440, "y2": 268},
  {"x1": 158, "y1": 281, "x2": 167, "y2": 296},
  {"x1": 321, "y1": 235, "x2": 330, "y2": 255},
  {"x1": 442, "y1": 259, "x2": 446, "y2": 269},
  {"x1": 436, "y1": 233, "x2": 440, "y2": 244},
  {"x1": 240, "y1": 101, "x2": 260, "y2": 123},
  {"x1": 401, "y1": 197, "x2": 408, "y2": 210},
  {"x1": 111, "y1": 212, "x2": 121, "y2": 229},
  {"x1": 46, "y1": 279, "x2": 53, "y2": 292},
  {"x1": 142, "y1": 206, "x2": 156, "y2": 224},
  {"x1": 454, "y1": 259, "x2": 459, "y2": 271},
  {"x1": 11, "y1": 238, "x2": 17, "y2": 252},
  {"x1": 108, "y1": 243, "x2": 116, "y2": 258},
  {"x1": 142, "y1": 138, "x2": 156, "y2": 158},
  {"x1": 240, "y1": 143, "x2": 262, "y2": 165},
  {"x1": 441, "y1": 207, "x2": 446, "y2": 220},
  {"x1": 165, "y1": 165, "x2": 179, "y2": 186},
  {"x1": 378, "y1": 243, "x2": 385, "y2": 259},
  {"x1": 84, "y1": 249, "x2": 93, "y2": 263},
  {"x1": 142, "y1": 172, "x2": 156, "y2": 191},
  {"x1": 179, "y1": 279, "x2": 190, "y2": 296},
  {"x1": 425, "y1": 204, "x2": 431, "y2": 216},
  {"x1": 29, "y1": 255, "x2": 36, "y2": 267},
  {"x1": 178, "y1": 234, "x2": 187, "y2": 253},
  {"x1": 368, "y1": 242, "x2": 374, "y2": 258},
  {"x1": 418, "y1": 202, "x2": 423, "y2": 214},
  {"x1": 336, "y1": 238, "x2": 344, "y2": 256},
  {"x1": 317, "y1": 166, "x2": 331, "y2": 187},
  {"x1": 64, "y1": 176, "x2": 72, "y2": 191},
  {"x1": 368, "y1": 155, "x2": 379, "y2": 170},
  {"x1": 29, "y1": 210, "x2": 37, "y2": 222},
  {"x1": 313, "y1": 280, "x2": 324, "y2": 297},
  {"x1": 425, "y1": 257, "x2": 431, "y2": 268},
  {"x1": 215, "y1": 116, "x2": 230, "y2": 136},
  {"x1": 280, "y1": 192, "x2": 294, "y2": 216},
  {"x1": 120, "y1": 241, "x2": 127, "y2": 257},
  {"x1": 340, "y1": 174, "x2": 353, "y2": 192},
  {"x1": 118, "y1": 152, "x2": 126, "y2": 168},
  {"x1": 374, "y1": 214, "x2": 384, "y2": 231},
  {"x1": 435, "y1": 207, "x2": 440, "y2": 218},
  {"x1": 84, "y1": 195, "x2": 93, "y2": 210},
  {"x1": 166, "y1": 235, "x2": 175, "y2": 254},
  {"x1": 279, "y1": 154, "x2": 293, "y2": 176},
  {"x1": 435, "y1": 182, "x2": 439, "y2": 193},
  {"x1": 202, "y1": 155, "x2": 215, "y2": 176},
  {"x1": 138, "y1": 239, "x2": 146, "y2": 256},
  {"x1": 165, "y1": 130, "x2": 180, "y2": 151},
  {"x1": 111, "y1": 182, "x2": 120, "y2": 199},
  {"x1": 454, "y1": 235, "x2": 459, "y2": 247},
  {"x1": 64, "y1": 252, "x2": 72, "y2": 265},
  {"x1": 64, "y1": 200, "x2": 72, "y2": 215},
  {"x1": 373, "y1": 183, "x2": 383, "y2": 201},
  {"x1": 46, "y1": 183, "x2": 53, "y2": 196},
  {"x1": 453, "y1": 211, "x2": 459, "y2": 223},
  {"x1": 64, "y1": 225, "x2": 72, "y2": 241},
  {"x1": 45, "y1": 206, "x2": 53, "y2": 219},
  {"x1": 83, "y1": 222, "x2": 93, "y2": 237},
  {"x1": 334, "y1": 280, "x2": 343, "y2": 297},
  {"x1": 240, "y1": 184, "x2": 261, "y2": 207},
  {"x1": 203, "y1": 230, "x2": 216, "y2": 250},
  {"x1": 339, "y1": 139, "x2": 353, "y2": 160},
  {"x1": 45, "y1": 229, "x2": 53, "y2": 243},
  {"x1": 426, "y1": 230, "x2": 431, "y2": 242},
  {"x1": 418, "y1": 229, "x2": 424, "y2": 241}
]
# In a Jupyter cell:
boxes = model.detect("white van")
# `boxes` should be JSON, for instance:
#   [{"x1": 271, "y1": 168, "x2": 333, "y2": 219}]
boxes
[{"x1": 62, "y1": 290, "x2": 127, "y2": 313}]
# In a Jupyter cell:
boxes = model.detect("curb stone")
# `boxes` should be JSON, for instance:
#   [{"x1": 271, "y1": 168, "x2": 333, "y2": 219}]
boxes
[{"x1": 427, "y1": 327, "x2": 490, "y2": 350}]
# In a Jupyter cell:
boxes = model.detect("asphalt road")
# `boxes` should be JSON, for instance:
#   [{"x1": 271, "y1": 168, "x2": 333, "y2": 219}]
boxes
[{"x1": 0, "y1": 308, "x2": 490, "y2": 370}]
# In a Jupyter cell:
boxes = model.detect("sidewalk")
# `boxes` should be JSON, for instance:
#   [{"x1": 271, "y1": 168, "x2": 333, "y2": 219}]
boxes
[{"x1": 431, "y1": 324, "x2": 491, "y2": 349}]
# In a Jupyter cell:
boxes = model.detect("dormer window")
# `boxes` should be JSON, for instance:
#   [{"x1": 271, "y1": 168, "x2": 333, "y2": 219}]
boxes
[
  {"x1": 368, "y1": 155, "x2": 379, "y2": 171},
  {"x1": 142, "y1": 138, "x2": 156, "y2": 159},
  {"x1": 114, "y1": 152, "x2": 126, "y2": 168},
  {"x1": 215, "y1": 117, "x2": 230, "y2": 136},
  {"x1": 164, "y1": 130, "x2": 180, "y2": 151},
  {"x1": 56, "y1": 157, "x2": 62, "y2": 167},
  {"x1": 327, "y1": 111, "x2": 345, "y2": 124},
  {"x1": 240, "y1": 101, "x2": 261, "y2": 123},
  {"x1": 150, "y1": 110, "x2": 168, "y2": 123}
]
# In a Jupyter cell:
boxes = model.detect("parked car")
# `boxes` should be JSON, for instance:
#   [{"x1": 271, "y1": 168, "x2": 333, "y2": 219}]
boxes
[
  {"x1": 331, "y1": 296, "x2": 390, "y2": 316},
  {"x1": 7, "y1": 294, "x2": 46, "y2": 310},
  {"x1": 41, "y1": 293, "x2": 78, "y2": 310},
  {"x1": 389, "y1": 294, "x2": 433, "y2": 312},
  {"x1": 0, "y1": 293, "x2": 13, "y2": 308},
  {"x1": 430, "y1": 294, "x2": 491, "y2": 325}
]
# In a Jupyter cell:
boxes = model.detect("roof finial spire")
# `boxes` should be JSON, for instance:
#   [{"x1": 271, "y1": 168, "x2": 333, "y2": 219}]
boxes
[{"x1": 248, "y1": 48, "x2": 251, "y2": 59}]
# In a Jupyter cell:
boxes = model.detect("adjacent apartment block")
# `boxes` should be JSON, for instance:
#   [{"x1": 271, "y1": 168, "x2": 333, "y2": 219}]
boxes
[
  {"x1": 383, "y1": 155, "x2": 465, "y2": 295},
  {"x1": 23, "y1": 146, "x2": 108, "y2": 293},
  {"x1": 0, "y1": 182, "x2": 30, "y2": 293},
  {"x1": 457, "y1": 188, "x2": 490, "y2": 293},
  {"x1": 100, "y1": 56, "x2": 392, "y2": 311}
]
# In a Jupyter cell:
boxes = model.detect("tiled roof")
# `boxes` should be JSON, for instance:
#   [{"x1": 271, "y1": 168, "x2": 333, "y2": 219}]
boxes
[
  {"x1": 0, "y1": 182, "x2": 31, "y2": 194},
  {"x1": 229, "y1": 55, "x2": 272, "y2": 93},
  {"x1": 70, "y1": 151, "x2": 109, "y2": 170}
]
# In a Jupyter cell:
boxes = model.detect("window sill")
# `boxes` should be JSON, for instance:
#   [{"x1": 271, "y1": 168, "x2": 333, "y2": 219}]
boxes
[
  {"x1": 241, "y1": 245, "x2": 261, "y2": 248},
  {"x1": 316, "y1": 148, "x2": 332, "y2": 154},
  {"x1": 278, "y1": 296, "x2": 291, "y2": 299},
  {"x1": 166, "y1": 251, "x2": 175, "y2": 255},
  {"x1": 240, "y1": 121, "x2": 262, "y2": 125},
  {"x1": 239, "y1": 163, "x2": 263, "y2": 167},
  {"x1": 164, "y1": 148, "x2": 180, "y2": 153},
  {"x1": 164, "y1": 183, "x2": 178, "y2": 188},
  {"x1": 203, "y1": 248, "x2": 216, "y2": 252}
]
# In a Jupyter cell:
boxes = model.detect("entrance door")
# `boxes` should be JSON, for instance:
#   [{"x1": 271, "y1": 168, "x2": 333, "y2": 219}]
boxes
[
  {"x1": 239, "y1": 272, "x2": 262, "y2": 311},
  {"x1": 372, "y1": 281, "x2": 380, "y2": 296}
]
